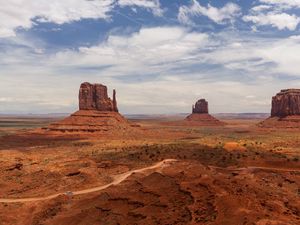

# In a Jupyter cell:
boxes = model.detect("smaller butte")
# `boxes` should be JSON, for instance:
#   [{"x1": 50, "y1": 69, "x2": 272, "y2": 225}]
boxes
[
  {"x1": 185, "y1": 99, "x2": 225, "y2": 126},
  {"x1": 260, "y1": 89, "x2": 300, "y2": 128},
  {"x1": 45, "y1": 82, "x2": 139, "y2": 134}
]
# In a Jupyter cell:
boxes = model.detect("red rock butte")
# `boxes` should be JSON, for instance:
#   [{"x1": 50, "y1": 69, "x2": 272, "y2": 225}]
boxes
[
  {"x1": 260, "y1": 89, "x2": 300, "y2": 128},
  {"x1": 45, "y1": 82, "x2": 138, "y2": 133},
  {"x1": 192, "y1": 99, "x2": 208, "y2": 114},
  {"x1": 185, "y1": 99, "x2": 225, "y2": 126},
  {"x1": 79, "y1": 82, "x2": 118, "y2": 112}
]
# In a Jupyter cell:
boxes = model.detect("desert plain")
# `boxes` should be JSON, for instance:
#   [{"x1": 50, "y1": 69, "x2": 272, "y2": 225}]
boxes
[
  {"x1": 0, "y1": 112, "x2": 299, "y2": 225},
  {"x1": 3, "y1": 1, "x2": 300, "y2": 224}
]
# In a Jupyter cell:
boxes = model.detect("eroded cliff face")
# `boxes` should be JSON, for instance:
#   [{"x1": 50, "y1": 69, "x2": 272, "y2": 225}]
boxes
[
  {"x1": 271, "y1": 89, "x2": 300, "y2": 117},
  {"x1": 79, "y1": 82, "x2": 118, "y2": 112},
  {"x1": 192, "y1": 99, "x2": 208, "y2": 114}
]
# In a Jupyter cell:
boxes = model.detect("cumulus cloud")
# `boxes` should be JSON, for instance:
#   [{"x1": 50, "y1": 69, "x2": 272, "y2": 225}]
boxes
[
  {"x1": 2, "y1": 25, "x2": 300, "y2": 113},
  {"x1": 0, "y1": 0, "x2": 115, "y2": 38},
  {"x1": 178, "y1": 0, "x2": 240, "y2": 25},
  {"x1": 258, "y1": 36, "x2": 300, "y2": 75},
  {"x1": 49, "y1": 26, "x2": 209, "y2": 75},
  {"x1": 244, "y1": 0, "x2": 300, "y2": 30},
  {"x1": 2, "y1": 1, "x2": 300, "y2": 114},
  {"x1": 0, "y1": 26, "x2": 212, "y2": 113},
  {"x1": 118, "y1": 0, "x2": 163, "y2": 16},
  {"x1": 201, "y1": 33, "x2": 300, "y2": 77},
  {"x1": 0, "y1": 0, "x2": 165, "y2": 38},
  {"x1": 243, "y1": 12, "x2": 300, "y2": 30}
]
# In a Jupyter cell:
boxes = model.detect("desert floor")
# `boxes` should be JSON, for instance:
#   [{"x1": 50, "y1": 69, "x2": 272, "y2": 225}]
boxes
[{"x1": 0, "y1": 116, "x2": 299, "y2": 225}]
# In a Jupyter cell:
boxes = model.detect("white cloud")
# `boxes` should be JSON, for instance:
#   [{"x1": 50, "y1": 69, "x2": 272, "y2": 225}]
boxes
[
  {"x1": 118, "y1": 0, "x2": 163, "y2": 16},
  {"x1": 245, "y1": 0, "x2": 300, "y2": 30},
  {"x1": 0, "y1": 0, "x2": 166, "y2": 38},
  {"x1": 2, "y1": 26, "x2": 300, "y2": 113},
  {"x1": 0, "y1": 0, "x2": 115, "y2": 38},
  {"x1": 260, "y1": 0, "x2": 300, "y2": 8},
  {"x1": 50, "y1": 26, "x2": 209, "y2": 74},
  {"x1": 2, "y1": 2, "x2": 300, "y2": 114},
  {"x1": 0, "y1": 97, "x2": 14, "y2": 103},
  {"x1": 251, "y1": 5, "x2": 272, "y2": 12},
  {"x1": 243, "y1": 12, "x2": 300, "y2": 30},
  {"x1": 202, "y1": 33, "x2": 300, "y2": 76},
  {"x1": 178, "y1": 0, "x2": 240, "y2": 25},
  {"x1": 258, "y1": 36, "x2": 300, "y2": 75}
]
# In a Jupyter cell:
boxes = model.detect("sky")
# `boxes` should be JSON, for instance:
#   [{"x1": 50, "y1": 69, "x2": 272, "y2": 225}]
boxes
[{"x1": 1, "y1": 0, "x2": 300, "y2": 114}]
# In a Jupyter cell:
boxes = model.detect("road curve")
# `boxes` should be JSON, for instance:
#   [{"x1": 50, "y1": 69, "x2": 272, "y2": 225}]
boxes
[{"x1": 0, "y1": 159, "x2": 177, "y2": 203}]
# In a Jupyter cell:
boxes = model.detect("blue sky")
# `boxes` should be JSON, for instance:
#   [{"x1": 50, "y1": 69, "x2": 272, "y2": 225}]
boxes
[{"x1": 1, "y1": 0, "x2": 300, "y2": 114}]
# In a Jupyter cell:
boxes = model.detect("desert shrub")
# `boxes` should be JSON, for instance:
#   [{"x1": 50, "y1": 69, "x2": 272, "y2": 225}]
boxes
[{"x1": 72, "y1": 141, "x2": 93, "y2": 147}]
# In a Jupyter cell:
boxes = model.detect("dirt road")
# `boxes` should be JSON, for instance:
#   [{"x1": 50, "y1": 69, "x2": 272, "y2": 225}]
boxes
[{"x1": 0, "y1": 159, "x2": 177, "y2": 203}]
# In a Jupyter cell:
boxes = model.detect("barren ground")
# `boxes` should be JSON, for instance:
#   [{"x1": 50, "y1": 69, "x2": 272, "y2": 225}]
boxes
[{"x1": 0, "y1": 116, "x2": 299, "y2": 225}]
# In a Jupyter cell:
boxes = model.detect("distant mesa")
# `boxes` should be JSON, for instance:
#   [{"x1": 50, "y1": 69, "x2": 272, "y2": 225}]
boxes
[
  {"x1": 260, "y1": 89, "x2": 300, "y2": 128},
  {"x1": 185, "y1": 98, "x2": 225, "y2": 126},
  {"x1": 45, "y1": 82, "x2": 139, "y2": 133},
  {"x1": 192, "y1": 99, "x2": 208, "y2": 114},
  {"x1": 271, "y1": 89, "x2": 300, "y2": 117}
]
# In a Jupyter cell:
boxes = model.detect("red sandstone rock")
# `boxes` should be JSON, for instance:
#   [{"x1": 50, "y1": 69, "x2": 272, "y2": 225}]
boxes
[
  {"x1": 79, "y1": 82, "x2": 118, "y2": 112},
  {"x1": 184, "y1": 99, "x2": 224, "y2": 126},
  {"x1": 192, "y1": 99, "x2": 208, "y2": 114},
  {"x1": 46, "y1": 110, "x2": 132, "y2": 133},
  {"x1": 45, "y1": 82, "x2": 140, "y2": 134},
  {"x1": 113, "y1": 89, "x2": 118, "y2": 112},
  {"x1": 260, "y1": 89, "x2": 300, "y2": 128},
  {"x1": 185, "y1": 113, "x2": 225, "y2": 126},
  {"x1": 271, "y1": 89, "x2": 300, "y2": 117}
]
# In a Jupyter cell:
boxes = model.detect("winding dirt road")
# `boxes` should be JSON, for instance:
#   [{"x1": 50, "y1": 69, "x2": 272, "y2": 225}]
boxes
[
  {"x1": 1, "y1": 160, "x2": 298, "y2": 204},
  {"x1": 0, "y1": 159, "x2": 177, "y2": 203}
]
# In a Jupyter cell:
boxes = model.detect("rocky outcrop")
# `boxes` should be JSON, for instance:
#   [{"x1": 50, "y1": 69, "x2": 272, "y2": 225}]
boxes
[
  {"x1": 79, "y1": 82, "x2": 118, "y2": 112},
  {"x1": 45, "y1": 82, "x2": 140, "y2": 134},
  {"x1": 192, "y1": 99, "x2": 208, "y2": 114},
  {"x1": 271, "y1": 89, "x2": 300, "y2": 117},
  {"x1": 260, "y1": 89, "x2": 300, "y2": 128},
  {"x1": 185, "y1": 99, "x2": 224, "y2": 126}
]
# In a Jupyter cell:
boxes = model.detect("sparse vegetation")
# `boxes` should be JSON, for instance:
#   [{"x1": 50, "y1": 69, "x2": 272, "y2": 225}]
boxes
[{"x1": 0, "y1": 116, "x2": 300, "y2": 224}]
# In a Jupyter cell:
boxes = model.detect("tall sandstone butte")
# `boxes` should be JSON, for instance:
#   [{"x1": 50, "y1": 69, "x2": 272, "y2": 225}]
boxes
[
  {"x1": 192, "y1": 99, "x2": 208, "y2": 114},
  {"x1": 45, "y1": 82, "x2": 139, "y2": 133},
  {"x1": 260, "y1": 89, "x2": 300, "y2": 127},
  {"x1": 271, "y1": 89, "x2": 300, "y2": 117},
  {"x1": 79, "y1": 82, "x2": 118, "y2": 112},
  {"x1": 185, "y1": 98, "x2": 224, "y2": 126}
]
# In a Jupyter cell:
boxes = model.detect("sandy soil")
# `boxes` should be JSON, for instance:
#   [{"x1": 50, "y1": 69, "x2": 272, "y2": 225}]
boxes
[{"x1": 0, "y1": 117, "x2": 299, "y2": 225}]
